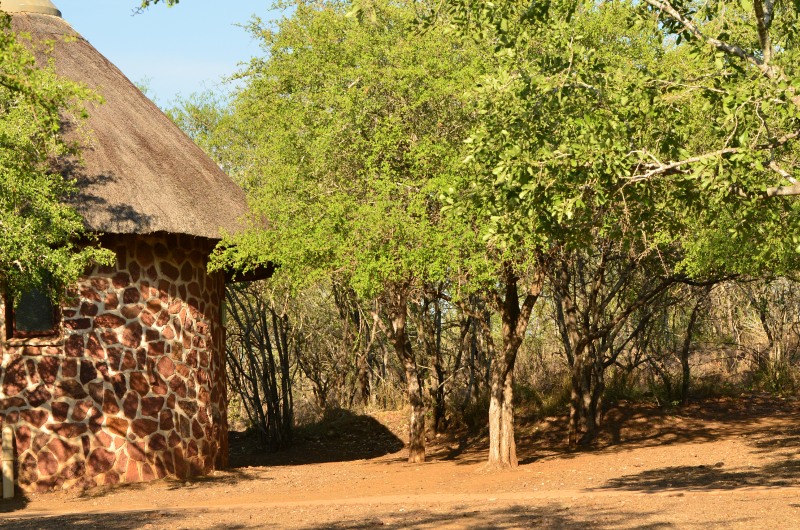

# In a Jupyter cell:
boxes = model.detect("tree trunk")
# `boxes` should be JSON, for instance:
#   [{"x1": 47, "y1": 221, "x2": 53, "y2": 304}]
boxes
[
  {"x1": 431, "y1": 298, "x2": 446, "y2": 434},
  {"x1": 568, "y1": 350, "x2": 588, "y2": 447},
  {"x1": 557, "y1": 261, "x2": 585, "y2": 448},
  {"x1": 461, "y1": 316, "x2": 477, "y2": 410},
  {"x1": 486, "y1": 263, "x2": 543, "y2": 468},
  {"x1": 405, "y1": 357, "x2": 426, "y2": 463},
  {"x1": 383, "y1": 286, "x2": 426, "y2": 463},
  {"x1": 332, "y1": 284, "x2": 372, "y2": 407},
  {"x1": 680, "y1": 346, "x2": 691, "y2": 405},
  {"x1": 488, "y1": 357, "x2": 516, "y2": 467},
  {"x1": 568, "y1": 347, "x2": 605, "y2": 447},
  {"x1": 589, "y1": 351, "x2": 605, "y2": 432},
  {"x1": 557, "y1": 261, "x2": 603, "y2": 447},
  {"x1": 356, "y1": 352, "x2": 371, "y2": 405},
  {"x1": 431, "y1": 364, "x2": 446, "y2": 434},
  {"x1": 680, "y1": 292, "x2": 706, "y2": 405}
]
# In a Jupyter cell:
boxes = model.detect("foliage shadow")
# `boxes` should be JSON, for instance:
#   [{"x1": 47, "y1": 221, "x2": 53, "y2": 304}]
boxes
[{"x1": 228, "y1": 409, "x2": 404, "y2": 468}]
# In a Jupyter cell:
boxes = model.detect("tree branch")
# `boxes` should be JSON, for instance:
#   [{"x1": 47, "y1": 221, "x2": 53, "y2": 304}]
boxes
[
  {"x1": 643, "y1": 0, "x2": 780, "y2": 79},
  {"x1": 627, "y1": 148, "x2": 739, "y2": 182},
  {"x1": 753, "y1": 0, "x2": 773, "y2": 65},
  {"x1": 764, "y1": 183, "x2": 800, "y2": 197}
]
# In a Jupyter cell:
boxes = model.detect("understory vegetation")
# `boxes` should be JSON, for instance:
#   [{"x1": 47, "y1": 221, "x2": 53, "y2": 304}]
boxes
[
  {"x1": 223, "y1": 276, "x2": 800, "y2": 438},
  {"x1": 161, "y1": 0, "x2": 800, "y2": 467}
]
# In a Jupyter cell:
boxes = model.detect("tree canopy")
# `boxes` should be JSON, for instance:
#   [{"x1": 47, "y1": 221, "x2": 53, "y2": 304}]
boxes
[
  {"x1": 168, "y1": 0, "x2": 491, "y2": 463},
  {"x1": 429, "y1": 0, "x2": 800, "y2": 453},
  {"x1": 209, "y1": 0, "x2": 485, "y2": 298},
  {"x1": 441, "y1": 0, "x2": 800, "y2": 277}
]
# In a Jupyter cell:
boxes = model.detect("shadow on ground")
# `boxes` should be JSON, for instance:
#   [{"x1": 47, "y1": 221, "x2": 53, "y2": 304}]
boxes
[
  {"x1": 598, "y1": 457, "x2": 800, "y2": 493},
  {"x1": 4, "y1": 501, "x2": 746, "y2": 530},
  {"x1": 229, "y1": 409, "x2": 405, "y2": 468},
  {"x1": 0, "y1": 494, "x2": 28, "y2": 515},
  {"x1": 594, "y1": 394, "x2": 800, "y2": 456},
  {"x1": 30, "y1": 466, "x2": 270, "y2": 504},
  {"x1": 293, "y1": 502, "x2": 752, "y2": 530},
  {"x1": 425, "y1": 393, "x2": 800, "y2": 467},
  {"x1": 0, "y1": 510, "x2": 246, "y2": 530}
]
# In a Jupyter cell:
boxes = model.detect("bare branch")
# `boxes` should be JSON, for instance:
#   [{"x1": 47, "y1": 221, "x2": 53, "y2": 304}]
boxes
[
  {"x1": 758, "y1": 130, "x2": 800, "y2": 150},
  {"x1": 764, "y1": 183, "x2": 800, "y2": 197},
  {"x1": 627, "y1": 148, "x2": 739, "y2": 182},
  {"x1": 643, "y1": 0, "x2": 780, "y2": 79},
  {"x1": 768, "y1": 161, "x2": 797, "y2": 184}
]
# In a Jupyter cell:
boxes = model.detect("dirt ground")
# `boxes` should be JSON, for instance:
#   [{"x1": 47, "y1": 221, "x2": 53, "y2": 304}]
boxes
[{"x1": 1, "y1": 394, "x2": 800, "y2": 529}]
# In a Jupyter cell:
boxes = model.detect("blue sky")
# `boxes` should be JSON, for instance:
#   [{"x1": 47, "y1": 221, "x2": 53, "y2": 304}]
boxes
[{"x1": 56, "y1": 0, "x2": 280, "y2": 104}]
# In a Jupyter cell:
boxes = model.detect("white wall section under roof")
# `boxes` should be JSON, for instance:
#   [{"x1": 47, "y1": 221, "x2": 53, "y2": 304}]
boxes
[{"x1": 0, "y1": 0, "x2": 61, "y2": 17}]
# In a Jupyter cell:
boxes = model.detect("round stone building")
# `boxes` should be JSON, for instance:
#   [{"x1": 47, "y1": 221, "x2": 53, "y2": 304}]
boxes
[{"x1": 0, "y1": 0, "x2": 252, "y2": 491}]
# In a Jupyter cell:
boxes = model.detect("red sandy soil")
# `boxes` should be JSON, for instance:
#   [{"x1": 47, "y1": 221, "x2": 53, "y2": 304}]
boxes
[{"x1": 1, "y1": 394, "x2": 799, "y2": 529}]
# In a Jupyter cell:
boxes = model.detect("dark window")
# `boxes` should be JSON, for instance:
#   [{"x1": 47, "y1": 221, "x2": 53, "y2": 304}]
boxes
[{"x1": 5, "y1": 281, "x2": 60, "y2": 340}]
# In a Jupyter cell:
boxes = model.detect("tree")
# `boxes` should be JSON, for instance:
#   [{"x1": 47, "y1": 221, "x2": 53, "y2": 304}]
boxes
[
  {"x1": 209, "y1": 0, "x2": 486, "y2": 463},
  {"x1": 440, "y1": 0, "x2": 800, "y2": 457},
  {"x1": 632, "y1": 0, "x2": 800, "y2": 274},
  {"x1": 436, "y1": 0, "x2": 662, "y2": 462},
  {"x1": 164, "y1": 91, "x2": 237, "y2": 175},
  {"x1": 0, "y1": 14, "x2": 111, "y2": 302}
]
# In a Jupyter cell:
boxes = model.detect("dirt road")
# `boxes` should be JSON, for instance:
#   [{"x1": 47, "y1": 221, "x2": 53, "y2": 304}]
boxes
[{"x1": 1, "y1": 396, "x2": 799, "y2": 529}]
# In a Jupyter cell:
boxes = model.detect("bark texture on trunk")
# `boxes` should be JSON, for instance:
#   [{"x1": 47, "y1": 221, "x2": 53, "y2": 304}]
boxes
[
  {"x1": 405, "y1": 358, "x2": 426, "y2": 463},
  {"x1": 567, "y1": 347, "x2": 605, "y2": 447},
  {"x1": 382, "y1": 286, "x2": 426, "y2": 463},
  {"x1": 488, "y1": 363, "x2": 516, "y2": 467},
  {"x1": 486, "y1": 263, "x2": 544, "y2": 468}
]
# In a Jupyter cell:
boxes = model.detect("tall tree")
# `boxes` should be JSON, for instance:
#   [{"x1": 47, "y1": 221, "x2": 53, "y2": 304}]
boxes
[
  {"x1": 441, "y1": 0, "x2": 800, "y2": 459},
  {"x1": 210, "y1": 0, "x2": 485, "y2": 463}
]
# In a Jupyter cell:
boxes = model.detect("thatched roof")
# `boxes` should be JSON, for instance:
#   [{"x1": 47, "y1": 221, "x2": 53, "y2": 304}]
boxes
[{"x1": 8, "y1": 9, "x2": 249, "y2": 240}]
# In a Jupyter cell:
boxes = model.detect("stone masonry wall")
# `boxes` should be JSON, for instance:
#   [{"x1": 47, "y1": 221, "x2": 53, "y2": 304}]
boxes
[{"x1": 0, "y1": 233, "x2": 228, "y2": 492}]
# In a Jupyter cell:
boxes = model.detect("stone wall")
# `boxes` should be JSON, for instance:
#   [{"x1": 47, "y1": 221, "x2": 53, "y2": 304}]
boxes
[{"x1": 0, "y1": 233, "x2": 228, "y2": 492}]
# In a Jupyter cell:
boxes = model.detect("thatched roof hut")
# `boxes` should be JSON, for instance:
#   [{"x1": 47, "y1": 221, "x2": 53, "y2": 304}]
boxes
[
  {"x1": 0, "y1": 0, "x2": 255, "y2": 492},
  {"x1": 6, "y1": 0, "x2": 248, "y2": 239}
]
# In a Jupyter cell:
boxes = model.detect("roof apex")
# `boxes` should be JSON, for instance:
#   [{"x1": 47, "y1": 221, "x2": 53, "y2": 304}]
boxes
[{"x1": 1, "y1": 0, "x2": 60, "y2": 17}]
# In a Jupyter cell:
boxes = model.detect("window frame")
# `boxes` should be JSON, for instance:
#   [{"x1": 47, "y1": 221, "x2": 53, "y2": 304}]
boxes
[{"x1": 4, "y1": 289, "x2": 62, "y2": 341}]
